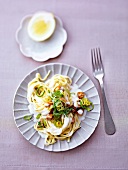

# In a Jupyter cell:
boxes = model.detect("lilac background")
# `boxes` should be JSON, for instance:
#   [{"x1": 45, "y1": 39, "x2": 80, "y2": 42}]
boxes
[{"x1": 0, "y1": 0, "x2": 128, "y2": 169}]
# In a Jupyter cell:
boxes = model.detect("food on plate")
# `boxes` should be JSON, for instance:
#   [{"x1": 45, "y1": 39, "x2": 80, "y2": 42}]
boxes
[
  {"x1": 27, "y1": 12, "x2": 56, "y2": 42},
  {"x1": 26, "y1": 71, "x2": 94, "y2": 145}
]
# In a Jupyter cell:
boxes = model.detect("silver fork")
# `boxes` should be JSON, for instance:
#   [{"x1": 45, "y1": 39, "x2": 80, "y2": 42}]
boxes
[{"x1": 91, "y1": 48, "x2": 116, "y2": 135}]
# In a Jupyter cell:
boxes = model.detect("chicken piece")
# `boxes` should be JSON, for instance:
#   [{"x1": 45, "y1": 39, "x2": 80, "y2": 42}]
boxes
[
  {"x1": 77, "y1": 92, "x2": 85, "y2": 99},
  {"x1": 46, "y1": 114, "x2": 53, "y2": 120}
]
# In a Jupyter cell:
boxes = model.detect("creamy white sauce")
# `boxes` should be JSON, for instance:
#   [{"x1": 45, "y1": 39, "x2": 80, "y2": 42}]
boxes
[
  {"x1": 42, "y1": 108, "x2": 50, "y2": 116},
  {"x1": 44, "y1": 103, "x2": 49, "y2": 107},
  {"x1": 67, "y1": 130, "x2": 74, "y2": 137},
  {"x1": 47, "y1": 116, "x2": 71, "y2": 136},
  {"x1": 46, "y1": 79, "x2": 55, "y2": 89},
  {"x1": 27, "y1": 85, "x2": 34, "y2": 101},
  {"x1": 71, "y1": 84, "x2": 82, "y2": 108},
  {"x1": 71, "y1": 84, "x2": 86, "y2": 121},
  {"x1": 28, "y1": 103, "x2": 50, "y2": 121},
  {"x1": 27, "y1": 84, "x2": 43, "y2": 104},
  {"x1": 28, "y1": 103, "x2": 40, "y2": 122},
  {"x1": 38, "y1": 132, "x2": 46, "y2": 138},
  {"x1": 34, "y1": 95, "x2": 43, "y2": 104},
  {"x1": 66, "y1": 101, "x2": 70, "y2": 105},
  {"x1": 62, "y1": 116, "x2": 71, "y2": 130},
  {"x1": 28, "y1": 103, "x2": 35, "y2": 114},
  {"x1": 77, "y1": 109, "x2": 83, "y2": 115},
  {"x1": 60, "y1": 90, "x2": 63, "y2": 93},
  {"x1": 78, "y1": 111, "x2": 87, "y2": 121},
  {"x1": 33, "y1": 115, "x2": 38, "y2": 122},
  {"x1": 74, "y1": 102, "x2": 79, "y2": 107},
  {"x1": 47, "y1": 124, "x2": 62, "y2": 136},
  {"x1": 69, "y1": 117, "x2": 72, "y2": 123},
  {"x1": 70, "y1": 84, "x2": 82, "y2": 93},
  {"x1": 41, "y1": 115, "x2": 47, "y2": 119}
]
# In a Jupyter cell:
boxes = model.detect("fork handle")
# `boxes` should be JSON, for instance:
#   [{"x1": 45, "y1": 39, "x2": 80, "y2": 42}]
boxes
[{"x1": 101, "y1": 85, "x2": 116, "y2": 135}]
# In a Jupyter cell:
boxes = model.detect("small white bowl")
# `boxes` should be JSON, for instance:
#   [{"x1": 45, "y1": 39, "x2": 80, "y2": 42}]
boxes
[{"x1": 16, "y1": 14, "x2": 67, "y2": 62}]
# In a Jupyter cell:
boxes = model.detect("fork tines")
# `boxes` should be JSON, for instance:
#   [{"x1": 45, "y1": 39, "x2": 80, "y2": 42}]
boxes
[{"x1": 91, "y1": 48, "x2": 104, "y2": 71}]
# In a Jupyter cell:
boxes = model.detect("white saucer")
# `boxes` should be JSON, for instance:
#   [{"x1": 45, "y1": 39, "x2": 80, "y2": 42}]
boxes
[{"x1": 16, "y1": 14, "x2": 67, "y2": 62}]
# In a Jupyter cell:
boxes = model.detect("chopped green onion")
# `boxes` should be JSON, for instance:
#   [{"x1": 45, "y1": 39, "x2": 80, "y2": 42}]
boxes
[
  {"x1": 80, "y1": 98, "x2": 91, "y2": 106},
  {"x1": 37, "y1": 119, "x2": 47, "y2": 128},
  {"x1": 85, "y1": 103, "x2": 94, "y2": 111},
  {"x1": 23, "y1": 115, "x2": 33, "y2": 120},
  {"x1": 36, "y1": 113, "x2": 41, "y2": 119},
  {"x1": 55, "y1": 121, "x2": 62, "y2": 127},
  {"x1": 37, "y1": 121, "x2": 43, "y2": 128},
  {"x1": 36, "y1": 86, "x2": 45, "y2": 97},
  {"x1": 80, "y1": 98, "x2": 94, "y2": 112},
  {"x1": 55, "y1": 100, "x2": 64, "y2": 111},
  {"x1": 43, "y1": 119, "x2": 47, "y2": 127}
]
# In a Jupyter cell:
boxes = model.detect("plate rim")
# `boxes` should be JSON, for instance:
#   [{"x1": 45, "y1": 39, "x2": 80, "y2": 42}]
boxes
[{"x1": 13, "y1": 63, "x2": 101, "y2": 152}]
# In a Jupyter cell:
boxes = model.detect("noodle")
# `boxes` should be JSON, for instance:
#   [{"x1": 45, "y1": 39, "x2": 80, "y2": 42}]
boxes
[{"x1": 27, "y1": 71, "x2": 93, "y2": 146}]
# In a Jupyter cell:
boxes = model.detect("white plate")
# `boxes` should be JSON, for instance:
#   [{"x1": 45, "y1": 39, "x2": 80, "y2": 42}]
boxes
[
  {"x1": 16, "y1": 13, "x2": 67, "y2": 62},
  {"x1": 13, "y1": 63, "x2": 100, "y2": 152}
]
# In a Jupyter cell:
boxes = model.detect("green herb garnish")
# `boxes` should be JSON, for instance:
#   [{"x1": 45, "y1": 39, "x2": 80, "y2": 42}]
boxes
[
  {"x1": 53, "y1": 110, "x2": 62, "y2": 120},
  {"x1": 64, "y1": 107, "x2": 72, "y2": 115},
  {"x1": 38, "y1": 121, "x2": 41, "y2": 126},
  {"x1": 37, "y1": 121, "x2": 43, "y2": 128},
  {"x1": 52, "y1": 90, "x2": 63, "y2": 98},
  {"x1": 53, "y1": 107, "x2": 72, "y2": 120},
  {"x1": 36, "y1": 113, "x2": 41, "y2": 119},
  {"x1": 43, "y1": 119, "x2": 47, "y2": 127},
  {"x1": 80, "y1": 100, "x2": 94, "y2": 111},
  {"x1": 51, "y1": 90, "x2": 72, "y2": 120},
  {"x1": 37, "y1": 119, "x2": 47, "y2": 128},
  {"x1": 23, "y1": 115, "x2": 33, "y2": 120}
]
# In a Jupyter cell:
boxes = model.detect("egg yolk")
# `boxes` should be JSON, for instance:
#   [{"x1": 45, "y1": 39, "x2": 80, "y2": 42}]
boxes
[{"x1": 33, "y1": 20, "x2": 49, "y2": 35}]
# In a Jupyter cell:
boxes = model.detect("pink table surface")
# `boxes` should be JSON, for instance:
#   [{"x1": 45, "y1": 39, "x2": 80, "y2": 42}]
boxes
[{"x1": 0, "y1": 0, "x2": 128, "y2": 169}]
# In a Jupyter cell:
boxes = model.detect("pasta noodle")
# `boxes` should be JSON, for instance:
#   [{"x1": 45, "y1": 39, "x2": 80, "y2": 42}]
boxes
[{"x1": 27, "y1": 71, "x2": 94, "y2": 146}]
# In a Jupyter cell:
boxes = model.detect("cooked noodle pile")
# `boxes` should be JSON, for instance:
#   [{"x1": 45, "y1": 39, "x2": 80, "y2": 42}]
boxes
[{"x1": 27, "y1": 71, "x2": 94, "y2": 145}]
